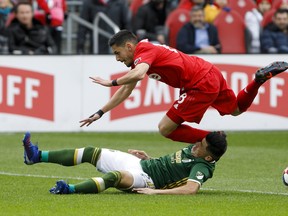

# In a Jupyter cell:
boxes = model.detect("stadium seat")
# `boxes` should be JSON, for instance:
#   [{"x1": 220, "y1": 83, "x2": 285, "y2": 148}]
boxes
[
  {"x1": 165, "y1": 8, "x2": 190, "y2": 48},
  {"x1": 272, "y1": 0, "x2": 287, "y2": 9},
  {"x1": 178, "y1": 0, "x2": 194, "y2": 10},
  {"x1": 228, "y1": 0, "x2": 257, "y2": 19},
  {"x1": 261, "y1": 8, "x2": 276, "y2": 27},
  {"x1": 214, "y1": 9, "x2": 249, "y2": 53}
]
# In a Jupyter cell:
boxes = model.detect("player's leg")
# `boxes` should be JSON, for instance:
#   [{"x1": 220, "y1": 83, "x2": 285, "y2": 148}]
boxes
[
  {"x1": 158, "y1": 114, "x2": 178, "y2": 136},
  {"x1": 93, "y1": 149, "x2": 155, "y2": 191},
  {"x1": 50, "y1": 151, "x2": 153, "y2": 194},
  {"x1": 22, "y1": 132, "x2": 101, "y2": 166},
  {"x1": 49, "y1": 169, "x2": 153, "y2": 195},
  {"x1": 159, "y1": 67, "x2": 221, "y2": 143},
  {"x1": 235, "y1": 61, "x2": 288, "y2": 114},
  {"x1": 158, "y1": 115, "x2": 210, "y2": 143},
  {"x1": 50, "y1": 170, "x2": 125, "y2": 194}
]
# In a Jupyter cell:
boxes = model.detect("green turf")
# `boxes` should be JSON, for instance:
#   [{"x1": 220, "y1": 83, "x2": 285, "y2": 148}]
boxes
[{"x1": 1, "y1": 131, "x2": 288, "y2": 216}]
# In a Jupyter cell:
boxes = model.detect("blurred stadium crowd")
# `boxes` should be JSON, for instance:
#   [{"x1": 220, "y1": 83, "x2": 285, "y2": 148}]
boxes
[{"x1": 0, "y1": 0, "x2": 287, "y2": 55}]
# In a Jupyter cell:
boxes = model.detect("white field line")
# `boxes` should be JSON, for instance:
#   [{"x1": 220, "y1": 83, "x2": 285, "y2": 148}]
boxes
[
  {"x1": 0, "y1": 171, "x2": 88, "y2": 180},
  {"x1": 201, "y1": 187, "x2": 288, "y2": 196},
  {"x1": 1, "y1": 171, "x2": 288, "y2": 196}
]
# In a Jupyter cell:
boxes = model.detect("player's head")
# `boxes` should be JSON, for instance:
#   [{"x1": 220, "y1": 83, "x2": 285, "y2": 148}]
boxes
[
  {"x1": 109, "y1": 30, "x2": 138, "y2": 67},
  {"x1": 109, "y1": 30, "x2": 138, "y2": 47},
  {"x1": 190, "y1": 5, "x2": 205, "y2": 28},
  {"x1": 272, "y1": 8, "x2": 288, "y2": 31},
  {"x1": 205, "y1": 131, "x2": 227, "y2": 161}
]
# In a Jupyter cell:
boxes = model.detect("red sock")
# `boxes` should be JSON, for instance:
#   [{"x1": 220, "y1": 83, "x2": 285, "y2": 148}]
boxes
[
  {"x1": 166, "y1": 125, "x2": 210, "y2": 143},
  {"x1": 237, "y1": 80, "x2": 262, "y2": 112}
]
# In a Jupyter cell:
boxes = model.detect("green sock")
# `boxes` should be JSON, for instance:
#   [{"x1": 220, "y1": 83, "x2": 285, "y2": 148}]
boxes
[
  {"x1": 73, "y1": 171, "x2": 122, "y2": 194},
  {"x1": 40, "y1": 147, "x2": 101, "y2": 166}
]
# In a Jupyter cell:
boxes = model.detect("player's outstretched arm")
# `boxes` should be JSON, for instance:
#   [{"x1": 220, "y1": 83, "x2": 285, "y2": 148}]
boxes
[
  {"x1": 90, "y1": 63, "x2": 149, "y2": 87},
  {"x1": 116, "y1": 63, "x2": 149, "y2": 85},
  {"x1": 133, "y1": 181, "x2": 200, "y2": 195},
  {"x1": 79, "y1": 82, "x2": 137, "y2": 127}
]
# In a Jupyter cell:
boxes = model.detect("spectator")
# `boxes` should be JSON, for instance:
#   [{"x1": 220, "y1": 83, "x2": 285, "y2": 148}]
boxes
[
  {"x1": 176, "y1": 5, "x2": 221, "y2": 54},
  {"x1": 245, "y1": 0, "x2": 272, "y2": 53},
  {"x1": 34, "y1": 0, "x2": 67, "y2": 54},
  {"x1": 260, "y1": 8, "x2": 288, "y2": 53},
  {"x1": 0, "y1": 0, "x2": 13, "y2": 54},
  {"x1": 7, "y1": 1, "x2": 56, "y2": 54},
  {"x1": 261, "y1": 0, "x2": 288, "y2": 28},
  {"x1": 178, "y1": 0, "x2": 221, "y2": 23},
  {"x1": 132, "y1": 0, "x2": 166, "y2": 44},
  {"x1": 77, "y1": 0, "x2": 131, "y2": 54}
]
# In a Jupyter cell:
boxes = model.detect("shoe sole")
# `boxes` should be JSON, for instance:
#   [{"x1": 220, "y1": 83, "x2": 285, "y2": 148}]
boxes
[{"x1": 256, "y1": 61, "x2": 288, "y2": 83}]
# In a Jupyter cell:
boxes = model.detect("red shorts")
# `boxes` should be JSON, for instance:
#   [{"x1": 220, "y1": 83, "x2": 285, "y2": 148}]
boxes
[{"x1": 166, "y1": 65, "x2": 237, "y2": 125}]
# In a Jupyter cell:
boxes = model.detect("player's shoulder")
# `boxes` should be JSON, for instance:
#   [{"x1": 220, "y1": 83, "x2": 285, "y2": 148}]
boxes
[
  {"x1": 136, "y1": 40, "x2": 156, "y2": 50},
  {"x1": 135, "y1": 40, "x2": 160, "y2": 58}
]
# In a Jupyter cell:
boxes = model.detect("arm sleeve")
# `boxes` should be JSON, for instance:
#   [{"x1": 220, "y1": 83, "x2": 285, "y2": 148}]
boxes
[
  {"x1": 7, "y1": 27, "x2": 25, "y2": 54},
  {"x1": 176, "y1": 25, "x2": 199, "y2": 54},
  {"x1": 260, "y1": 29, "x2": 277, "y2": 53},
  {"x1": 45, "y1": 27, "x2": 57, "y2": 54},
  {"x1": 208, "y1": 24, "x2": 221, "y2": 53},
  {"x1": 188, "y1": 163, "x2": 213, "y2": 186},
  {"x1": 37, "y1": 0, "x2": 51, "y2": 14}
]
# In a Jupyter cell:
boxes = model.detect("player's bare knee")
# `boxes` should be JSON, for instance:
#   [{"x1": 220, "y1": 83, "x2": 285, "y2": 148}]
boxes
[
  {"x1": 158, "y1": 123, "x2": 172, "y2": 137},
  {"x1": 118, "y1": 171, "x2": 134, "y2": 189},
  {"x1": 158, "y1": 123, "x2": 165, "y2": 136}
]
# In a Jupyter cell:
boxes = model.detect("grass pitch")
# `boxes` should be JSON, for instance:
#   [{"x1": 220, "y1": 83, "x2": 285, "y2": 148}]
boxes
[{"x1": 1, "y1": 131, "x2": 288, "y2": 216}]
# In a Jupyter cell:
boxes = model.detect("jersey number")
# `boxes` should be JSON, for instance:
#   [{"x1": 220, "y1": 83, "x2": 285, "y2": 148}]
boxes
[{"x1": 178, "y1": 93, "x2": 187, "y2": 104}]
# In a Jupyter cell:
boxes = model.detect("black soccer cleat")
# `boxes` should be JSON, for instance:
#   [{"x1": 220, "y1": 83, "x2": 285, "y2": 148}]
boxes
[{"x1": 255, "y1": 61, "x2": 288, "y2": 83}]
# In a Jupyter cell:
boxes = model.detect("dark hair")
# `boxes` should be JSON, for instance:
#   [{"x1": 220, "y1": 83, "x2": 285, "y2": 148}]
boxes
[
  {"x1": 205, "y1": 131, "x2": 227, "y2": 161},
  {"x1": 191, "y1": 5, "x2": 204, "y2": 14},
  {"x1": 15, "y1": 1, "x2": 33, "y2": 14},
  {"x1": 108, "y1": 30, "x2": 138, "y2": 47},
  {"x1": 274, "y1": 8, "x2": 288, "y2": 17}
]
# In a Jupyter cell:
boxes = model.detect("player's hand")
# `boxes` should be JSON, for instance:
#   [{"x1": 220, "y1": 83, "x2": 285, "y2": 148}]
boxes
[
  {"x1": 128, "y1": 149, "x2": 150, "y2": 160},
  {"x1": 132, "y1": 188, "x2": 156, "y2": 195},
  {"x1": 79, "y1": 114, "x2": 100, "y2": 127},
  {"x1": 89, "y1": 76, "x2": 112, "y2": 87}
]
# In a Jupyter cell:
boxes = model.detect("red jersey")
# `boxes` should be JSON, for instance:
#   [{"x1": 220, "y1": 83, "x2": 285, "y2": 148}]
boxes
[{"x1": 132, "y1": 40, "x2": 213, "y2": 90}]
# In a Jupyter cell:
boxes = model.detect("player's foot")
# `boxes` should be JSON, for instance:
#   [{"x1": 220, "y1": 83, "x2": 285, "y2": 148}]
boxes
[
  {"x1": 255, "y1": 61, "x2": 288, "y2": 83},
  {"x1": 22, "y1": 132, "x2": 40, "y2": 165},
  {"x1": 49, "y1": 180, "x2": 71, "y2": 194}
]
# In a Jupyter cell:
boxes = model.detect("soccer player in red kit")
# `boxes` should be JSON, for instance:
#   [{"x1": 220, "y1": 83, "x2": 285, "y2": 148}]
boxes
[{"x1": 80, "y1": 30, "x2": 288, "y2": 143}]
